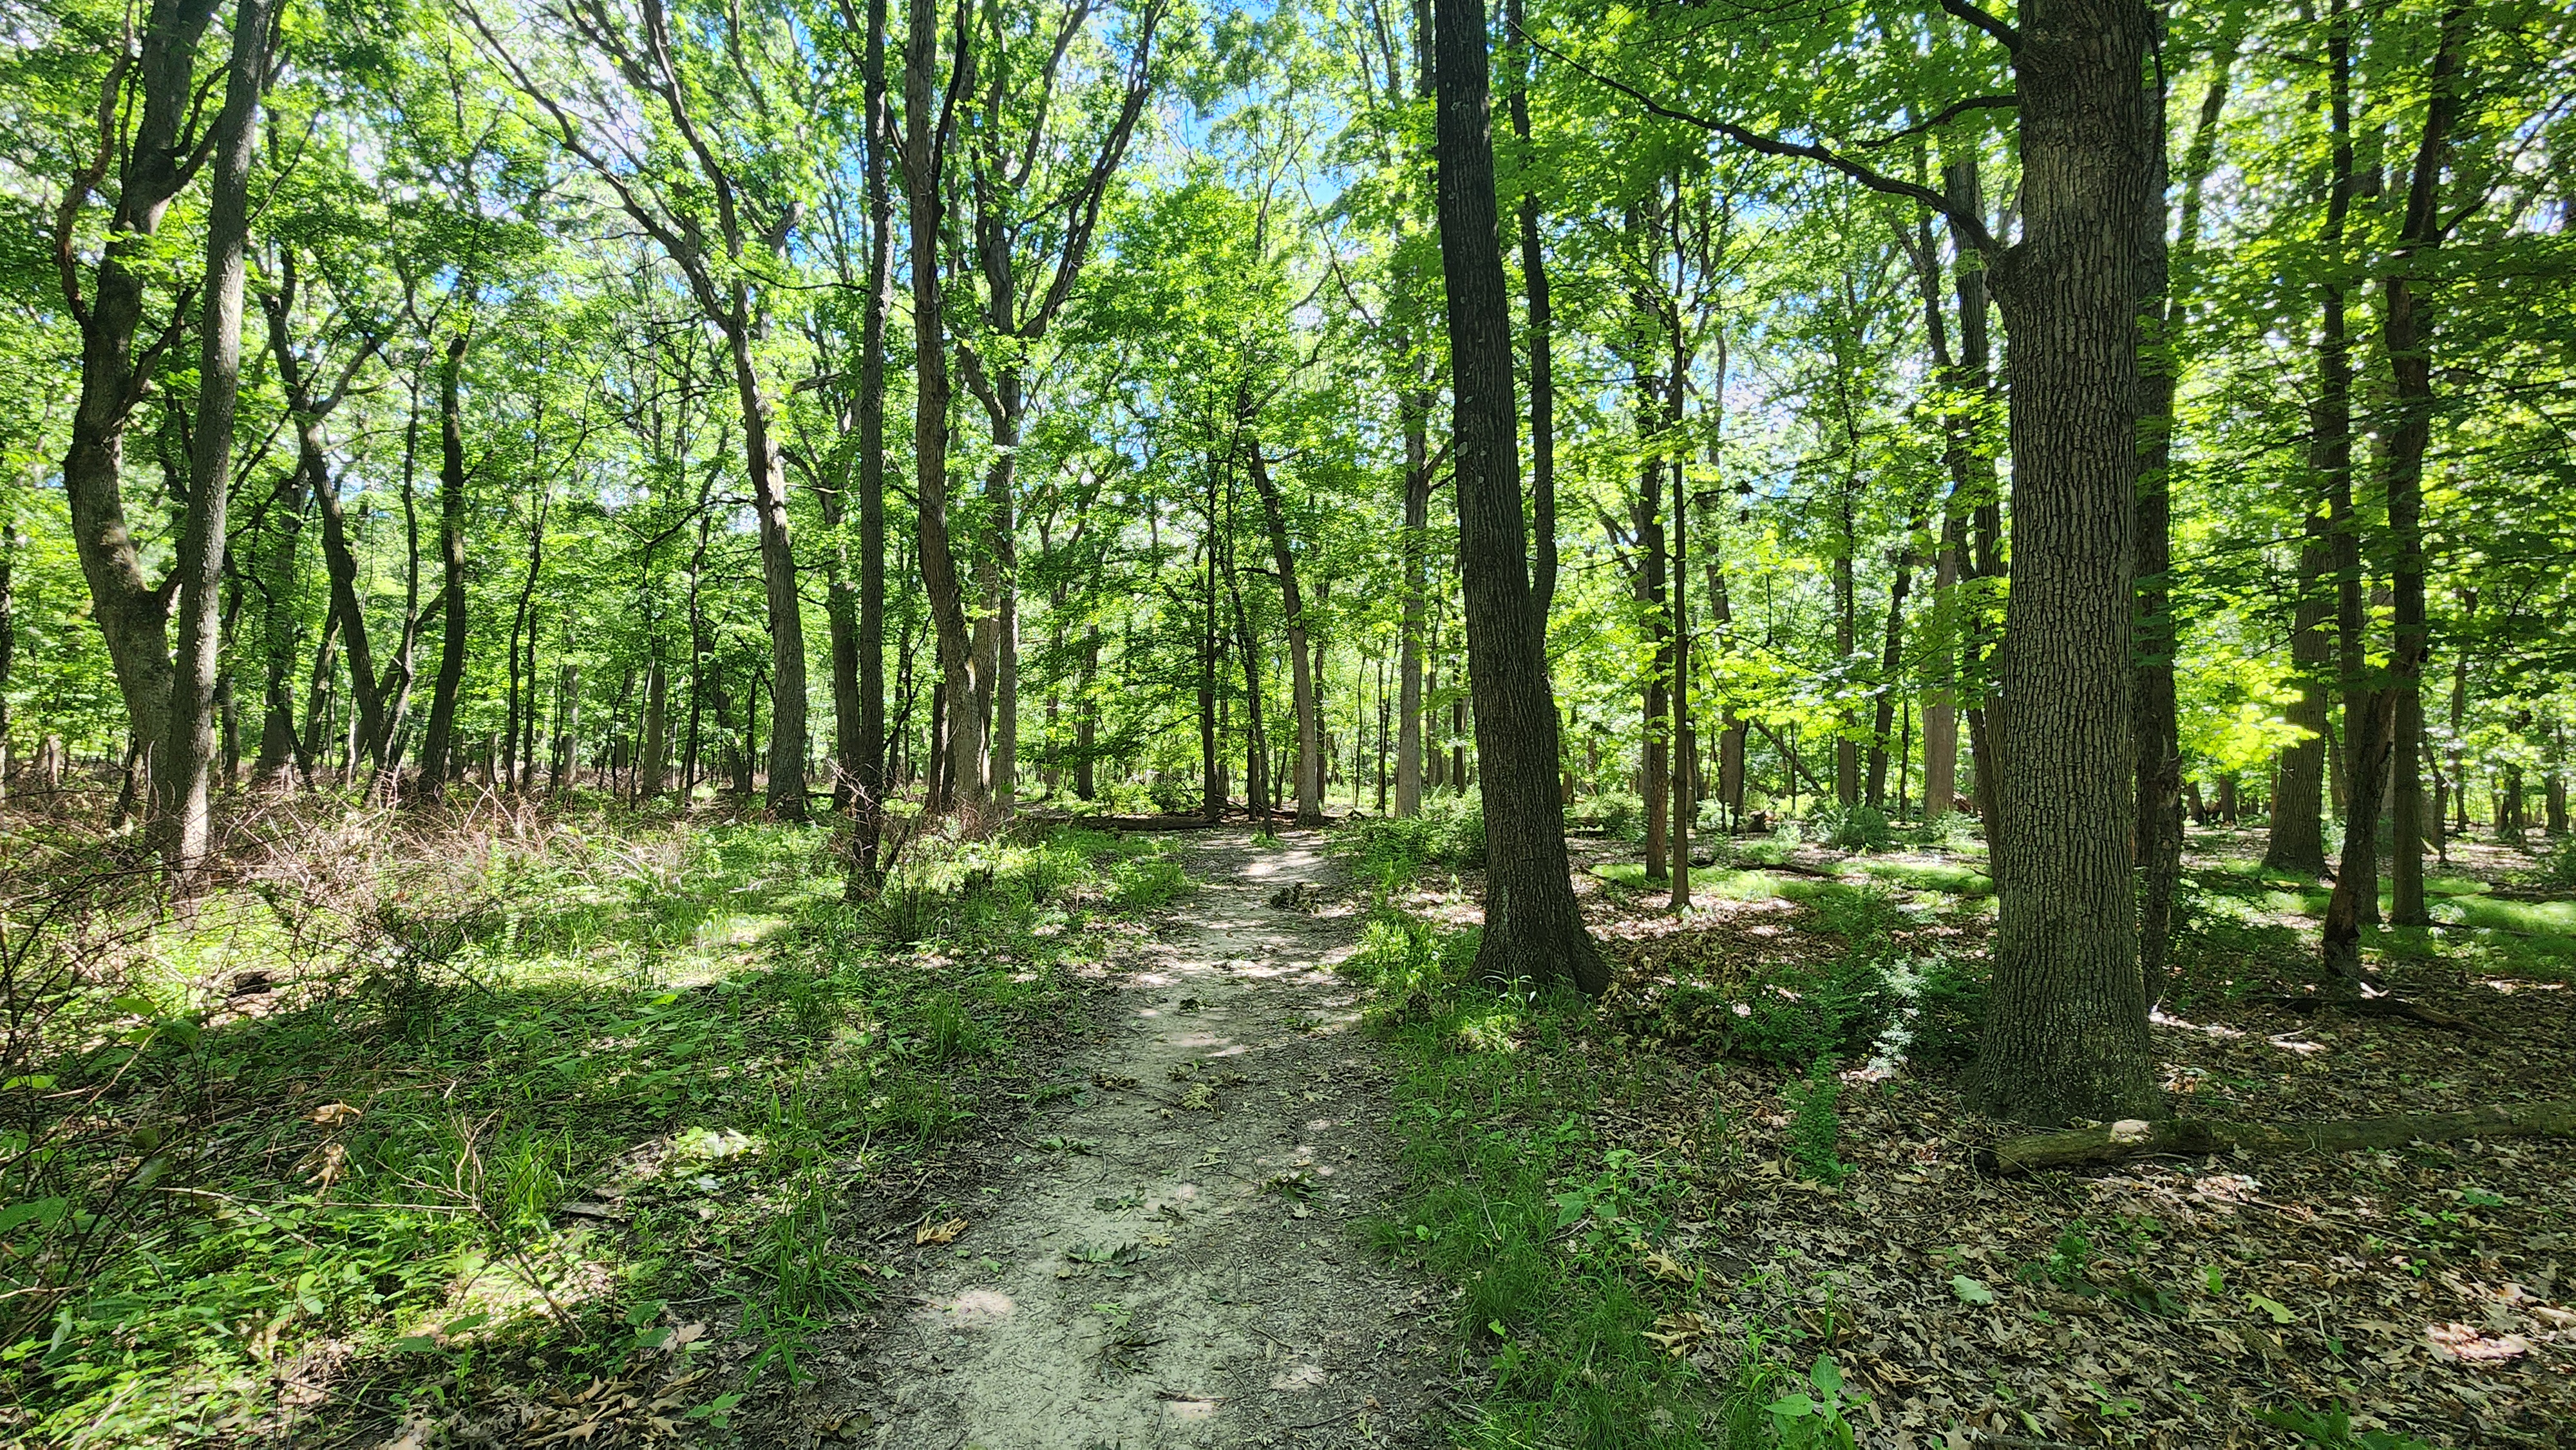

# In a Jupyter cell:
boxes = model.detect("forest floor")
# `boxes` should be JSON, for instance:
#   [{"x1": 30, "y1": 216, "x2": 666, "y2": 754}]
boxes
[
  {"x1": 759, "y1": 830, "x2": 1448, "y2": 1449},
  {"x1": 1335, "y1": 811, "x2": 2576, "y2": 1449},
  {"x1": 9, "y1": 791, "x2": 2573, "y2": 1450}
]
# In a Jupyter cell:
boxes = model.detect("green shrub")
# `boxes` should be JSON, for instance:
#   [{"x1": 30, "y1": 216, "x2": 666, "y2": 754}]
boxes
[
  {"x1": 1900, "y1": 956, "x2": 1988, "y2": 1067},
  {"x1": 1807, "y1": 803, "x2": 1893, "y2": 852}
]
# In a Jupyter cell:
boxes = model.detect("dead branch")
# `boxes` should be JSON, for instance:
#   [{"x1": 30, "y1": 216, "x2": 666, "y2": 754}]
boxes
[{"x1": 1978, "y1": 1098, "x2": 2576, "y2": 1176}]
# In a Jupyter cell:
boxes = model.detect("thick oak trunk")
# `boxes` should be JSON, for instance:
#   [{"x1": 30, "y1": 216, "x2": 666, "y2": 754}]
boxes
[{"x1": 1971, "y1": 0, "x2": 2161, "y2": 1125}]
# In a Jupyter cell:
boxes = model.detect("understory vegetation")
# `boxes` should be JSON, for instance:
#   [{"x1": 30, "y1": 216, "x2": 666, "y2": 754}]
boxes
[
  {"x1": 1340, "y1": 815, "x2": 2576, "y2": 1447},
  {"x1": 0, "y1": 791, "x2": 1182, "y2": 1444}
]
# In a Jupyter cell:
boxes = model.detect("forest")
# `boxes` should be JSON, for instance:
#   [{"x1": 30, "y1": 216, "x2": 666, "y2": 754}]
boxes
[{"x1": 3, "y1": 0, "x2": 2575, "y2": 1443}]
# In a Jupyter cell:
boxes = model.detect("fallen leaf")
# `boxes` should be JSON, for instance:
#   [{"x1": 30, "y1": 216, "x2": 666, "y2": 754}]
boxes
[
  {"x1": 916, "y1": 1218, "x2": 967, "y2": 1245},
  {"x1": 1950, "y1": 1275, "x2": 1995, "y2": 1306},
  {"x1": 309, "y1": 1102, "x2": 363, "y2": 1127},
  {"x1": 2425, "y1": 1322, "x2": 2532, "y2": 1365}
]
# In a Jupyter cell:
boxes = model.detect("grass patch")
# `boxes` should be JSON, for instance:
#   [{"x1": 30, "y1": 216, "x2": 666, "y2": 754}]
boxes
[
  {"x1": 1849, "y1": 859, "x2": 1994, "y2": 898},
  {"x1": 0, "y1": 806, "x2": 1180, "y2": 1445},
  {"x1": 1347, "y1": 912, "x2": 1866, "y2": 1447}
]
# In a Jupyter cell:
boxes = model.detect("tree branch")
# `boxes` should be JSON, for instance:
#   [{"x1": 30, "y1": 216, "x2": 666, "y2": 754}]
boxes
[
  {"x1": 1519, "y1": 24, "x2": 1999, "y2": 258},
  {"x1": 1937, "y1": 0, "x2": 2020, "y2": 53}
]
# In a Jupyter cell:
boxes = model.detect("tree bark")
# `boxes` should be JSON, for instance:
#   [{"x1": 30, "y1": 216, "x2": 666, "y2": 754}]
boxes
[
  {"x1": 906, "y1": 0, "x2": 985, "y2": 822},
  {"x1": 56, "y1": 0, "x2": 227, "y2": 784},
  {"x1": 1432, "y1": 0, "x2": 1605, "y2": 993},
  {"x1": 1394, "y1": 417, "x2": 1431, "y2": 818},
  {"x1": 1249, "y1": 440, "x2": 1323, "y2": 825},
  {"x1": 849, "y1": 0, "x2": 893, "y2": 882},
  {"x1": 155, "y1": 0, "x2": 271, "y2": 874},
  {"x1": 2382, "y1": 1, "x2": 2467, "y2": 928},
  {"x1": 414, "y1": 332, "x2": 472, "y2": 802},
  {"x1": 1971, "y1": 0, "x2": 2162, "y2": 1125}
]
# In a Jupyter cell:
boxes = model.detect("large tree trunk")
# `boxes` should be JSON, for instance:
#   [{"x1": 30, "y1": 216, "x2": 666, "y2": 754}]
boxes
[
  {"x1": 414, "y1": 333, "x2": 473, "y2": 803},
  {"x1": 1249, "y1": 441, "x2": 1323, "y2": 825},
  {"x1": 1431, "y1": 0, "x2": 1605, "y2": 994},
  {"x1": 905, "y1": 0, "x2": 985, "y2": 822},
  {"x1": 1971, "y1": 0, "x2": 2161, "y2": 1125},
  {"x1": 154, "y1": 0, "x2": 270, "y2": 874}
]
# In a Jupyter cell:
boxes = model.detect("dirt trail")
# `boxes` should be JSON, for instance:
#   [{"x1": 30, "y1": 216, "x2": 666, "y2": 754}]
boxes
[{"x1": 810, "y1": 829, "x2": 1445, "y2": 1449}]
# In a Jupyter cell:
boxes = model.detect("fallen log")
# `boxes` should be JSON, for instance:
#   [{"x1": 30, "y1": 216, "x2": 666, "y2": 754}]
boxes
[{"x1": 1978, "y1": 1099, "x2": 2576, "y2": 1176}]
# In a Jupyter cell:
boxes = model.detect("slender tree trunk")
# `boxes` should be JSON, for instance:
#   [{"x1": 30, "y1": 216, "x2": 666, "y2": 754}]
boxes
[
  {"x1": 1394, "y1": 417, "x2": 1430, "y2": 818},
  {"x1": 2382, "y1": 2, "x2": 2465, "y2": 929},
  {"x1": 1249, "y1": 440, "x2": 1323, "y2": 825},
  {"x1": 1432, "y1": 0, "x2": 1605, "y2": 993},
  {"x1": 2134, "y1": 33, "x2": 2235, "y2": 1000},
  {"x1": 155, "y1": 0, "x2": 270, "y2": 873},
  {"x1": 848, "y1": 0, "x2": 892, "y2": 879},
  {"x1": 415, "y1": 333, "x2": 473, "y2": 803},
  {"x1": 905, "y1": 1, "x2": 984, "y2": 822},
  {"x1": 1506, "y1": 0, "x2": 1557, "y2": 617},
  {"x1": 254, "y1": 438, "x2": 315, "y2": 782},
  {"x1": 1971, "y1": 0, "x2": 2161, "y2": 1125}
]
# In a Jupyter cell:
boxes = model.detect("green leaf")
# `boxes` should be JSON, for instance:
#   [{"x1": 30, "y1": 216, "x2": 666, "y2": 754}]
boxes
[
  {"x1": 1768, "y1": 1391, "x2": 1818, "y2": 1418},
  {"x1": 2246, "y1": 1293, "x2": 2296, "y2": 1324},
  {"x1": 1810, "y1": 1353, "x2": 1843, "y2": 1397},
  {"x1": 1950, "y1": 1274, "x2": 1996, "y2": 1306}
]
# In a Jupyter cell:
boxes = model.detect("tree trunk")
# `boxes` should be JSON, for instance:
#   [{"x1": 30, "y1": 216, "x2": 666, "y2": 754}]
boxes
[
  {"x1": 154, "y1": 0, "x2": 270, "y2": 874},
  {"x1": 905, "y1": 0, "x2": 984, "y2": 823},
  {"x1": 2382, "y1": 2, "x2": 2467, "y2": 928},
  {"x1": 57, "y1": 0, "x2": 225, "y2": 790},
  {"x1": 2265, "y1": 511, "x2": 2335, "y2": 874},
  {"x1": 1971, "y1": 0, "x2": 2161, "y2": 1125},
  {"x1": 849, "y1": 0, "x2": 891, "y2": 880},
  {"x1": 415, "y1": 333, "x2": 473, "y2": 802},
  {"x1": 1432, "y1": 0, "x2": 1605, "y2": 993},
  {"x1": 1249, "y1": 440, "x2": 1323, "y2": 825},
  {"x1": 2134, "y1": 33, "x2": 2235, "y2": 1002},
  {"x1": 1394, "y1": 406, "x2": 1430, "y2": 818}
]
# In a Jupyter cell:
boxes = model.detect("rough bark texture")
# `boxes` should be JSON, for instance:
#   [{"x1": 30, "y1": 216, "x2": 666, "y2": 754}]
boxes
[
  {"x1": 1431, "y1": 0, "x2": 1605, "y2": 995},
  {"x1": 1982, "y1": 1100, "x2": 2576, "y2": 1176},
  {"x1": 1971, "y1": 0, "x2": 2161, "y2": 1125},
  {"x1": 155, "y1": 0, "x2": 270, "y2": 872},
  {"x1": 57, "y1": 0, "x2": 227, "y2": 787},
  {"x1": 1394, "y1": 425, "x2": 1430, "y2": 818},
  {"x1": 906, "y1": 0, "x2": 985, "y2": 819}
]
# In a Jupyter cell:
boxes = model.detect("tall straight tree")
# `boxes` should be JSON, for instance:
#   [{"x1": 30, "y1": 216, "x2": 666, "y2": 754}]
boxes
[
  {"x1": 1430, "y1": 0, "x2": 1606, "y2": 993},
  {"x1": 905, "y1": 0, "x2": 985, "y2": 818},
  {"x1": 155, "y1": 0, "x2": 272, "y2": 871}
]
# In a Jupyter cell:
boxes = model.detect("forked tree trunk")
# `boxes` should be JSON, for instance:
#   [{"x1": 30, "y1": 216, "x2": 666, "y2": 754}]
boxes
[{"x1": 1431, "y1": 0, "x2": 1605, "y2": 994}]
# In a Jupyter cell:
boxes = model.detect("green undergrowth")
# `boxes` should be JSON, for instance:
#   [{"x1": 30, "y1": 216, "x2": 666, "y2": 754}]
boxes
[
  {"x1": 1345, "y1": 919, "x2": 1780, "y2": 1446},
  {"x1": 1336, "y1": 860, "x2": 1871, "y2": 1447},
  {"x1": 0, "y1": 807, "x2": 1181, "y2": 1445}
]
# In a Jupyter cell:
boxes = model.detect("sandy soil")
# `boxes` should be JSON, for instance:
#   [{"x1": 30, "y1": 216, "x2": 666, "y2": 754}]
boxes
[{"x1": 777, "y1": 829, "x2": 1448, "y2": 1450}]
